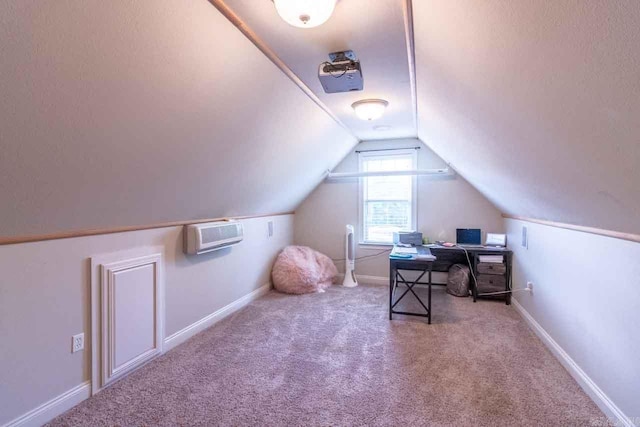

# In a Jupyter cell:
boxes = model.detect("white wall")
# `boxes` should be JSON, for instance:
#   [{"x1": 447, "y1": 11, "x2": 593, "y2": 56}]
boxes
[
  {"x1": 506, "y1": 218, "x2": 640, "y2": 422},
  {"x1": 0, "y1": 214, "x2": 293, "y2": 426},
  {"x1": 294, "y1": 139, "x2": 503, "y2": 277}
]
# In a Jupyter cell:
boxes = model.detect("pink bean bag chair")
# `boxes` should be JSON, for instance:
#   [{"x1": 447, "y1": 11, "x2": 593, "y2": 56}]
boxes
[{"x1": 272, "y1": 246, "x2": 338, "y2": 294}]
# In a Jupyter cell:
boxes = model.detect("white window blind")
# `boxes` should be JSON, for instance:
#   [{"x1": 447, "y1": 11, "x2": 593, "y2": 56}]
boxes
[{"x1": 359, "y1": 149, "x2": 417, "y2": 244}]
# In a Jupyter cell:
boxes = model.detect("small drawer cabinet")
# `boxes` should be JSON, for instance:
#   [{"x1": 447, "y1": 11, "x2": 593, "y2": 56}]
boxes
[{"x1": 472, "y1": 253, "x2": 513, "y2": 304}]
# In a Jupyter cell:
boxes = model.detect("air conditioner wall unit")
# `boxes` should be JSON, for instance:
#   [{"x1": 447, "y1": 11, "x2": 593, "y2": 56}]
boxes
[{"x1": 184, "y1": 220, "x2": 243, "y2": 255}]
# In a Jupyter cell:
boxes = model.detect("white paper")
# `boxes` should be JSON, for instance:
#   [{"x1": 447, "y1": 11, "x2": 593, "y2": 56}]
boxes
[
  {"x1": 394, "y1": 247, "x2": 418, "y2": 254},
  {"x1": 479, "y1": 255, "x2": 504, "y2": 263}
]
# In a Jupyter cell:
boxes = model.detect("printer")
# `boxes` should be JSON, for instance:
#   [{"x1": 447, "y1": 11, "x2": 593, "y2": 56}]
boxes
[{"x1": 392, "y1": 231, "x2": 423, "y2": 246}]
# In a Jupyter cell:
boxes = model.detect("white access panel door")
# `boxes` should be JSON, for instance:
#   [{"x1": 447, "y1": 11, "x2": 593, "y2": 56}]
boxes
[{"x1": 99, "y1": 253, "x2": 163, "y2": 390}]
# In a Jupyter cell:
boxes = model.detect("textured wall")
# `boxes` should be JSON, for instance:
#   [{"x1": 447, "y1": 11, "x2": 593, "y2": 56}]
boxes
[
  {"x1": 414, "y1": 0, "x2": 640, "y2": 234},
  {"x1": 294, "y1": 139, "x2": 503, "y2": 277},
  {"x1": 0, "y1": 214, "x2": 293, "y2": 425},
  {"x1": 0, "y1": 0, "x2": 356, "y2": 237}
]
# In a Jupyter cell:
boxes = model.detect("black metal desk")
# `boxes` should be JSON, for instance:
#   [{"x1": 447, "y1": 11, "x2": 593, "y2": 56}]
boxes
[
  {"x1": 428, "y1": 245, "x2": 513, "y2": 305},
  {"x1": 389, "y1": 247, "x2": 436, "y2": 323}
]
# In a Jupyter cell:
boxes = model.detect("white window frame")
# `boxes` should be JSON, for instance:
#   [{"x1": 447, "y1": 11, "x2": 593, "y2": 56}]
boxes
[{"x1": 358, "y1": 149, "x2": 418, "y2": 245}]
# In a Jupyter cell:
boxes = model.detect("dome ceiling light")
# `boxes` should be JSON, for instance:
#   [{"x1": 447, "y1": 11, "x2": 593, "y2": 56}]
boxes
[
  {"x1": 273, "y1": 0, "x2": 337, "y2": 28},
  {"x1": 351, "y1": 99, "x2": 389, "y2": 121}
]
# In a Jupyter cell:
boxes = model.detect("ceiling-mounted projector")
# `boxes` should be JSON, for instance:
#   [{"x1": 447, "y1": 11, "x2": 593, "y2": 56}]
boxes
[{"x1": 318, "y1": 50, "x2": 363, "y2": 94}]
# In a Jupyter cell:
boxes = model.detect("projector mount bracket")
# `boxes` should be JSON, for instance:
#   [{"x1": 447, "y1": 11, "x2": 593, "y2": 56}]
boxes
[{"x1": 328, "y1": 50, "x2": 357, "y2": 63}]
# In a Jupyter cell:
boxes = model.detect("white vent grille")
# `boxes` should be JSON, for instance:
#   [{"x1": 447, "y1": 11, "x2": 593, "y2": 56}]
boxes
[
  {"x1": 201, "y1": 224, "x2": 240, "y2": 244},
  {"x1": 184, "y1": 221, "x2": 243, "y2": 255}
]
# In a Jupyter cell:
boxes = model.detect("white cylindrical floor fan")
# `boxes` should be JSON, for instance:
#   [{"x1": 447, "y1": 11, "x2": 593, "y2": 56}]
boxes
[{"x1": 342, "y1": 224, "x2": 358, "y2": 287}]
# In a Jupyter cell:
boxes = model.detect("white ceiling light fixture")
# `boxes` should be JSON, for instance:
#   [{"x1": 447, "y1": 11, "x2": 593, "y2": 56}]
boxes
[
  {"x1": 273, "y1": 0, "x2": 337, "y2": 29},
  {"x1": 351, "y1": 99, "x2": 389, "y2": 121}
]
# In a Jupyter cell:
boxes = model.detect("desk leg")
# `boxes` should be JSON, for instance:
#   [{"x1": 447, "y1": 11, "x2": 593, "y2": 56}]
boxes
[
  {"x1": 389, "y1": 264, "x2": 394, "y2": 320},
  {"x1": 506, "y1": 261, "x2": 512, "y2": 306},
  {"x1": 428, "y1": 265, "x2": 432, "y2": 325},
  {"x1": 472, "y1": 254, "x2": 477, "y2": 303}
]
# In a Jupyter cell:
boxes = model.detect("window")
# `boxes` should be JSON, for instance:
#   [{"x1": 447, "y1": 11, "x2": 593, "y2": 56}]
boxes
[{"x1": 359, "y1": 149, "x2": 417, "y2": 244}]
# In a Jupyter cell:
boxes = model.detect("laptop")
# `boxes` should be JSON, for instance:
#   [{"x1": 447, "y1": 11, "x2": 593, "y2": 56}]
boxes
[{"x1": 456, "y1": 228, "x2": 484, "y2": 247}]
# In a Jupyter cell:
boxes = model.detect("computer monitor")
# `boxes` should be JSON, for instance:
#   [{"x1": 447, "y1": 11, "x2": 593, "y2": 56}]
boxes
[{"x1": 456, "y1": 228, "x2": 482, "y2": 245}]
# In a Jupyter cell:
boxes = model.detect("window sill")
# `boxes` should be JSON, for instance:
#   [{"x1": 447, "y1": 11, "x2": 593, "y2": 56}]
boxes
[{"x1": 359, "y1": 242, "x2": 394, "y2": 250}]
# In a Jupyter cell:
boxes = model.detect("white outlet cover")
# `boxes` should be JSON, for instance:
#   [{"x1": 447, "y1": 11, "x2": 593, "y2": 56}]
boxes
[
  {"x1": 72, "y1": 333, "x2": 84, "y2": 353},
  {"x1": 268, "y1": 221, "x2": 274, "y2": 237}
]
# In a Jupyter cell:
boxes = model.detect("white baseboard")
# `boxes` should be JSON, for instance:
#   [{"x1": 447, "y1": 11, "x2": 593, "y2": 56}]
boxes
[
  {"x1": 164, "y1": 282, "x2": 272, "y2": 352},
  {"x1": 10, "y1": 283, "x2": 626, "y2": 427},
  {"x1": 335, "y1": 273, "x2": 387, "y2": 286},
  {"x1": 512, "y1": 298, "x2": 634, "y2": 427},
  {"x1": 3, "y1": 381, "x2": 91, "y2": 427},
  {"x1": 3, "y1": 283, "x2": 273, "y2": 427},
  {"x1": 355, "y1": 274, "x2": 388, "y2": 286}
]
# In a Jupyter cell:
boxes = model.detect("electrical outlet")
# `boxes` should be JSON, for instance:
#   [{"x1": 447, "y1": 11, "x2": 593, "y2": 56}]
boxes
[
  {"x1": 267, "y1": 221, "x2": 274, "y2": 238},
  {"x1": 526, "y1": 281, "x2": 534, "y2": 292},
  {"x1": 522, "y1": 226, "x2": 528, "y2": 249},
  {"x1": 72, "y1": 333, "x2": 84, "y2": 353}
]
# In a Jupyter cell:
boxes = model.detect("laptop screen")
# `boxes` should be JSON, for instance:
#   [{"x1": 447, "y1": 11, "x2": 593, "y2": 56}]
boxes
[{"x1": 456, "y1": 228, "x2": 481, "y2": 245}]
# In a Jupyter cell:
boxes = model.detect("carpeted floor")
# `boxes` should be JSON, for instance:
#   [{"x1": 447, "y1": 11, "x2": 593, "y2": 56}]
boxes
[{"x1": 49, "y1": 284, "x2": 607, "y2": 426}]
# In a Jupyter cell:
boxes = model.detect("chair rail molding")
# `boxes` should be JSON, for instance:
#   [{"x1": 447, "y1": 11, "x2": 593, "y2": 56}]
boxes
[{"x1": 502, "y1": 214, "x2": 640, "y2": 244}]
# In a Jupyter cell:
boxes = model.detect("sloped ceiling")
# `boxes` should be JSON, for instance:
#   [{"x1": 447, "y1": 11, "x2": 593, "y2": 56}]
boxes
[
  {"x1": 0, "y1": 0, "x2": 356, "y2": 237},
  {"x1": 222, "y1": 0, "x2": 416, "y2": 140},
  {"x1": 413, "y1": 1, "x2": 640, "y2": 233},
  {"x1": 3, "y1": 0, "x2": 638, "y2": 239}
]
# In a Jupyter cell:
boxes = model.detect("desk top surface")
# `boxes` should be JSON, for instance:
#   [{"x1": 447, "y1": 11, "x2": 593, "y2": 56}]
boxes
[
  {"x1": 390, "y1": 244, "x2": 512, "y2": 262},
  {"x1": 427, "y1": 244, "x2": 512, "y2": 253},
  {"x1": 390, "y1": 246, "x2": 436, "y2": 261}
]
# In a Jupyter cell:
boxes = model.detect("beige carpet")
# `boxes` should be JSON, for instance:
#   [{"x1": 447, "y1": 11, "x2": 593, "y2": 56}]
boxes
[{"x1": 49, "y1": 284, "x2": 607, "y2": 426}]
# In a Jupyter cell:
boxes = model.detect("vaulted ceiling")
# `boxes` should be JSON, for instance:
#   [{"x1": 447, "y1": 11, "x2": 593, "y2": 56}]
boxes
[
  {"x1": 0, "y1": 0, "x2": 356, "y2": 237},
  {"x1": 1, "y1": 0, "x2": 638, "y2": 238},
  {"x1": 222, "y1": 0, "x2": 416, "y2": 141},
  {"x1": 413, "y1": 0, "x2": 640, "y2": 234},
  {"x1": 220, "y1": 0, "x2": 640, "y2": 234}
]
